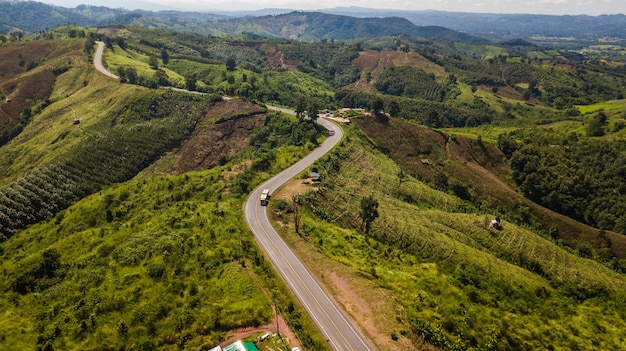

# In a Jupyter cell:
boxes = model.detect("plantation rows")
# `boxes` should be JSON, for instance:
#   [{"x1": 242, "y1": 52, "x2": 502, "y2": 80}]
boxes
[
  {"x1": 439, "y1": 54, "x2": 626, "y2": 109},
  {"x1": 374, "y1": 66, "x2": 445, "y2": 102},
  {"x1": 0, "y1": 92, "x2": 206, "y2": 239},
  {"x1": 301, "y1": 133, "x2": 626, "y2": 350},
  {"x1": 336, "y1": 88, "x2": 492, "y2": 128}
]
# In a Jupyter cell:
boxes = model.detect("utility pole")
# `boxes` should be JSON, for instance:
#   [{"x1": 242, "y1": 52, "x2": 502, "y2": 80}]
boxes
[{"x1": 274, "y1": 299, "x2": 280, "y2": 336}]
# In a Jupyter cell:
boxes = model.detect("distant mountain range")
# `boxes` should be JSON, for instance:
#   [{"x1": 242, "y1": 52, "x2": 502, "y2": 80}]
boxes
[
  {"x1": 1, "y1": 0, "x2": 625, "y2": 42},
  {"x1": 323, "y1": 7, "x2": 626, "y2": 40}
]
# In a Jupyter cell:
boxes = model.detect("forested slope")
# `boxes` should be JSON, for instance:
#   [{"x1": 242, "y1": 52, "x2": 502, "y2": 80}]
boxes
[{"x1": 1, "y1": 23, "x2": 626, "y2": 351}]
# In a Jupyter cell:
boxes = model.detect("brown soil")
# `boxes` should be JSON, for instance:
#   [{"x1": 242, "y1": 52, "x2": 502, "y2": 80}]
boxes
[
  {"x1": 168, "y1": 99, "x2": 267, "y2": 174},
  {"x1": 478, "y1": 84, "x2": 544, "y2": 105},
  {"x1": 0, "y1": 39, "x2": 82, "y2": 131},
  {"x1": 260, "y1": 44, "x2": 300, "y2": 70},
  {"x1": 219, "y1": 315, "x2": 301, "y2": 350},
  {"x1": 272, "y1": 178, "x2": 317, "y2": 201},
  {"x1": 96, "y1": 27, "x2": 122, "y2": 37},
  {"x1": 347, "y1": 49, "x2": 447, "y2": 94}
]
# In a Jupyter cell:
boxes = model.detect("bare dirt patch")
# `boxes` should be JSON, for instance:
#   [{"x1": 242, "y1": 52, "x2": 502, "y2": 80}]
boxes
[
  {"x1": 272, "y1": 178, "x2": 317, "y2": 201},
  {"x1": 168, "y1": 99, "x2": 266, "y2": 174},
  {"x1": 277, "y1": 227, "x2": 442, "y2": 351},
  {"x1": 0, "y1": 40, "x2": 81, "y2": 130},
  {"x1": 260, "y1": 44, "x2": 299, "y2": 70},
  {"x1": 218, "y1": 315, "x2": 301, "y2": 351}
]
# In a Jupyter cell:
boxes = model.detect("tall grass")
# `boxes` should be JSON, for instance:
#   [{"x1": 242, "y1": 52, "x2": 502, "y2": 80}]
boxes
[{"x1": 279, "y1": 122, "x2": 626, "y2": 350}]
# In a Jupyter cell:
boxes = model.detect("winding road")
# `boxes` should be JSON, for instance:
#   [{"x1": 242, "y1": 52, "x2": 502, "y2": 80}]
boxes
[
  {"x1": 244, "y1": 119, "x2": 372, "y2": 351},
  {"x1": 93, "y1": 41, "x2": 372, "y2": 350},
  {"x1": 94, "y1": 41, "x2": 119, "y2": 79}
]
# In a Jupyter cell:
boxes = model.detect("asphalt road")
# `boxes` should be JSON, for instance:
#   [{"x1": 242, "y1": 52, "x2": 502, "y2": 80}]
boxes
[
  {"x1": 244, "y1": 118, "x2": 373, "y2": 351},
  {"x1": 94, "y1": 41, "x2": 119, "y2": 79},
  {"x1": 92, "y1": 44, "x2": 372, "y2": 350}
]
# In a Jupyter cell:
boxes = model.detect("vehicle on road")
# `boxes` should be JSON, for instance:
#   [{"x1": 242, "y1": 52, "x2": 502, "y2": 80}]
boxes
[{"x1": 260, "y1": 188, "x2": 271, "y2": 206}]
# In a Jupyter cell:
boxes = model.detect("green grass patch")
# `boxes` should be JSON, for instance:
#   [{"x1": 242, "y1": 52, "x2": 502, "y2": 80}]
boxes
[
  {"x1": 576, "y1": 100, "x2": 626, "y2": 114},
  {"x1": 454, "y1": 43, "x2": 508, "y2": 59}
]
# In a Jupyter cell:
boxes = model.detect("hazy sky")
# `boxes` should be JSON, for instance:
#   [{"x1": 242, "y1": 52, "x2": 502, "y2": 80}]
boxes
[{"x1": 42, "y1": 0, "x2": 626, "y2": 15}]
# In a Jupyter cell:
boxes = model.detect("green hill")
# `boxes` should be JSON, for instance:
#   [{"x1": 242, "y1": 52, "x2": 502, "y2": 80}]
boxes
[
  {"x1": 204, "y1": 11, "x2": 487, "y2": 43},
  {"x1": 2, "y1": 25, "x2": 626, "y2": 351},
  {"x1": 270, "y1": 118, "x2": 626, "y2": 350}
]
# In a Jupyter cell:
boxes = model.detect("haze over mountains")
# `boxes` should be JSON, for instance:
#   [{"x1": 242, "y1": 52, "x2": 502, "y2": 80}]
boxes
[{"x1": 1, "y1": 0, "x2": 626, "y2": 41}]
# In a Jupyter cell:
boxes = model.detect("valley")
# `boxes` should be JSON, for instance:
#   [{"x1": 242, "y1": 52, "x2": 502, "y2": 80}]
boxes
[{"x1": 1, "y1": 7, "x2": 626, "y2": 351}]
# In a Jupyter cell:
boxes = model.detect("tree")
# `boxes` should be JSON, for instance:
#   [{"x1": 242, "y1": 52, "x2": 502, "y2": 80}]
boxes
[
  {"x1": 185, "y1": 73, "x2": 197, "y2": 91},
  {"x1": 160, "y1": 48, "x2": 169, "y2": 64},
  {"x1": 360, "y1": 195, "x2": 379, "y2": 234},
  {"x1": 148, "y1": 56, "x2": 159, "y2": 70},
  {"x1": 433, "y1": 170, "x2": 449, "y2": 191},
  {"x1": 117, "y1": 66, "x2": 127, "y2": 82},
  {"x1": 154, "y1": 69, "x2": 169, "y2": 86},
  {"x1": 497, "y1": 133, "x2": 518, "y2": 159},
  {"x1": 307, "y1": 98, "x2": 323, "y2": 120},
  {"x1": 397, "y1": 169, "x2": 407, "y2": 187},
  {"x1": 370, "y1": 97, "x2": 384, "y2": 116},
  {"x1": 125, "y1": 67, "x2": 138, "y2": 84},
  {"x1": 226, "y1": 57, "x2": 237, "y2": 71},
  {"x1": 292, "y1": 195, "x2": 303, "y2": 235},
  {"x1": 295, "y1": 96, "x2": 307, "y2": 118},
  {"x1": 387, "y1": 100, "x2": 400, "y2": 117},
  {"x1": 586, "y1": 116, "x2": 605, "y2": 137}
]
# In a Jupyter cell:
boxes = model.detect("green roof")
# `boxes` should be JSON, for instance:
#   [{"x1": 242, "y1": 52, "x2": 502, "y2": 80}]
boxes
[{"x1": 223, "y1": 340, "x2": 258, "y2": 351}]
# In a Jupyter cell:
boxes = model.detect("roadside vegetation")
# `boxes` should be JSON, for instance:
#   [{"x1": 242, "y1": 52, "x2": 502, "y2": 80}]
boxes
[
  {"x1": 272, "y1": 122, "x2": 626, "y2": 350},
  {"x1": 1, "y1": 21, "x2": 626, "y2": 351}
]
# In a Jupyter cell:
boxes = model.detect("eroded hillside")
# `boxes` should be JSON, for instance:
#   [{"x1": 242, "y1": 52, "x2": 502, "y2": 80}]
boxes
[{"x1": 354, "y1": 114, "x2": 626, "y2": 258}]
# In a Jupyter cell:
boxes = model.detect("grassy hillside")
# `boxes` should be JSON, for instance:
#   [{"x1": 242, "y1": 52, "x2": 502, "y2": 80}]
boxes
[
  {"x1": 3, "y1": 25, "x2": 626, "y2": 351},
  {"x1": 271, "y1": 119, "x2": 626, "y2": 350},
  {"x1": 0, "y1": 168, "x2": 327, "y2": 350},
  {"x1": 0, "y1": 89, "x2": 330, "y2": 350},
  {"x1": 0, "y1": 38, "x2": 88, "y2": 145},
  {"x1": 352, "y1": 116, "x2": 626, "y2": 260}
]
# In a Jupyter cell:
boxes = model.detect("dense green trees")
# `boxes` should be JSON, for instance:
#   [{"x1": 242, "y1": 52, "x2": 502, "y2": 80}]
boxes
[
  {"x1": 281, "y1": 40, "x2": 361, "y2": 87},
  {"x1": 501, "y1": 129, "x2": 626, "y2": 234},
  {"x1": 374, "y1": 66, "x2": 444, "y2": 101},
  {"x1": 250, "y1": 112, "x2": 324, "y2": 150},
  {"x1": 336, "y1": 88, "x2": 491, "y2": 127}
]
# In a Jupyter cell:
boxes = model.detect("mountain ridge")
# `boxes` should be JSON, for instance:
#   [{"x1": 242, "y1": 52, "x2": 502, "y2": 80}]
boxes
[{"x1": 2, "y1": 1, "x2": 626, "y2": 42}]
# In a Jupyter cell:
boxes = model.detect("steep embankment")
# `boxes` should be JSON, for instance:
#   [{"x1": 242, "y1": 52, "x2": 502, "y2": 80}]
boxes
[{"x1": 353, "y1": 115, "x2": 626, "y2": 257}]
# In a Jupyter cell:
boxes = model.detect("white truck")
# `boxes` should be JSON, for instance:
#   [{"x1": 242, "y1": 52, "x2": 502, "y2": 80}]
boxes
[{"x1": 259, "y1": 188, "x2": 271, "y2": 206}]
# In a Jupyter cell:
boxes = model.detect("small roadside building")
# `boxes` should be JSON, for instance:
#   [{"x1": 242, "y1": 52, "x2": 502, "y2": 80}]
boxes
[
  {"x1": 309, "y1": 172, "x2": 322, "y2": 182},
  {"x1": 223, "y1": 340, "x2": 259, "y2": 351}
]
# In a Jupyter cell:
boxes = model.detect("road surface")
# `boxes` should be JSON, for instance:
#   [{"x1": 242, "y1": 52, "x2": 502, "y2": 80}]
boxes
[
  {"x1": 92, "y1": 43, "x2": 372, "y2": 350},
  {"x1": 94, "y1": 41, "x2": 119, "y2": 79},
  {"x1": 244, "y1": 118, "x2": 373, "y2": 351}
]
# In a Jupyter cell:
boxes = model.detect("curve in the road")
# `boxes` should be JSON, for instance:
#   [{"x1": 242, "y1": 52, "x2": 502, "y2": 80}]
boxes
[
  {"x1": 92, "y1": 43, "x2": 372, "y2": 350},
  {"x1": 244, "y1": 118, "x2": 373, "y2": 351},
  {"x1": 94, "y1": 41, "x2": 119, "y2": 79}
]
